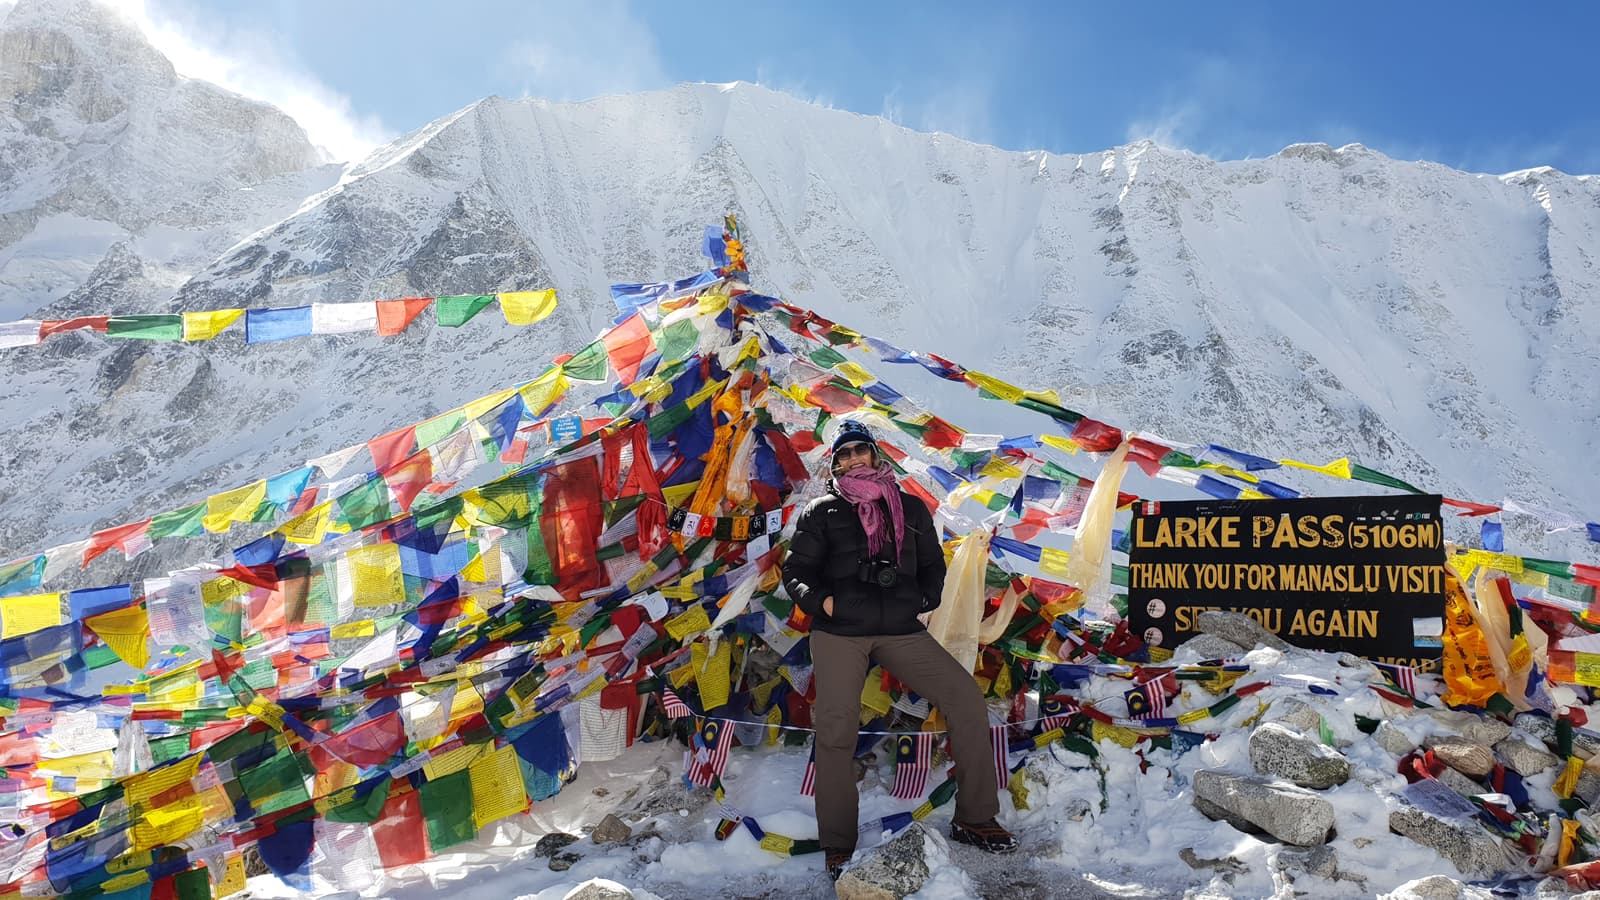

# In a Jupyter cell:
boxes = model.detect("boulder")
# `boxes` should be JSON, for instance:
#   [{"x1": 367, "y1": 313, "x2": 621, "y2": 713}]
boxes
[
  {"x1": 1389, "y1": 806, "x2": 1510, "y2": 876},
  {"x1": 1192, "y1": 770, "x2": 1336, "y2": 846},
  {"x1": 590, "y1": 813, "x2": 631, "y2": 844},
  {"x1": 1434, "y1": 764, "x2": 1486, "y2": 799},
  {"x1": 563, "y1": 880, "x2": 633, "y2": 900},
  {"x1": 1495, "y1": 737, "x2": 1559, "y2": 775},
  {"x1": 1375, "y1": 721, "x2": 1417, "y2": 757},
  {"x1": 548, "y1": 851, "x2": 581, "y2": 872},
  {"x1": 1195, "y1": 610, "x2": 1291, "y2": 651},
  {"x1": 1516, "y1": 713, "x2": 1600, "y2": 760},
  {"x1": 1276, "y1": 844, "x2": 1339, "y2": 880},
  {"x1": 1193, "y1": 796, "x2": 1264, "y2": 836},
  {"x1": 1250, "y1": 722, "x2": 1351, "y2": 789},
  {"x1": 1381, "y1": 874, "x2": 1468, "y2": 899},
  {"x1": 1264, "y1": 698, "x2": 1323, "y2": 734},
  {"x1": 1175, "y1": 632, "x2": 1250, "y2": 660},
  {"x1": 1424, "y1": 736, "x2": 1495, "y2": 779},
  {"x1": 835, "y1": 823, "x2": 933, "y2": 900},
  {"x1": 535, "y1": 832, "x2": 581, "y2": 857},
  {"x1": 1423, "y1": 709, "x2": 1511, "y2": 746}
]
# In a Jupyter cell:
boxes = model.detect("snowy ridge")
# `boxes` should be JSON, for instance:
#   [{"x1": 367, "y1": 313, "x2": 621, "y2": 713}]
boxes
[{"x1": 1, "y1": 0, "x2": 1598, "y2": 578}]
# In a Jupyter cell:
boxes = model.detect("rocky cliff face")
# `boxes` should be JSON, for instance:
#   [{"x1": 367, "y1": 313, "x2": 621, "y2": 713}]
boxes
[{"x1": 1, "y1": 1, "x2": 1596, "y2": 583}]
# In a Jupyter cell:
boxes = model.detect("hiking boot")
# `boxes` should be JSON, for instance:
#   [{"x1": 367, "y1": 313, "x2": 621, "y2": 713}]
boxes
[
  {"x1": 824, "y1": 849, "x2": 852, "y2": 881},
  {"x1": 950, "y1": 818, "x2": 1019, "y2": 853}
]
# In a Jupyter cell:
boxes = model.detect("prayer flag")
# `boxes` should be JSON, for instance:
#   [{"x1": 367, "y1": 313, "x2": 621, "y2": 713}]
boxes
[
  {"x1": 311, "y1": 302, "x2": 379, "y2": 334},
  {"x1": 245, "y1": 307, "x2": 313, "y2": 343},
  {"x1": 375, "y1": 297, "x2": 432, "y2": 335},
  {"x1": 435, "y1": 294, "x2": 495, "y2": 327},
  {"x1": 0, "y1": 319, "x2": 42, "y2": 348},
  {"x1": 181, "y1": 309, "x2": 242, "y2": 341},
  {"x1": 498, "y1": 289, "x2": 558, "y2": 326},
  {"x1": 106, "y1": 315, "x2": 182, "y2": 341}
]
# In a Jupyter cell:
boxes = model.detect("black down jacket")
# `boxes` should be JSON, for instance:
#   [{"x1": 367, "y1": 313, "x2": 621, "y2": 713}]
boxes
[{"x1": 781, "y1": 487, "x2": 946, "y2": 636}]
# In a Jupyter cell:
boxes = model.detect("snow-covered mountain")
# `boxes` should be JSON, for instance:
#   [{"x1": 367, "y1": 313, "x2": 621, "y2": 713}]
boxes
[{"x1": 2, "y1": 0, "x2": 1597, "y2": 581}]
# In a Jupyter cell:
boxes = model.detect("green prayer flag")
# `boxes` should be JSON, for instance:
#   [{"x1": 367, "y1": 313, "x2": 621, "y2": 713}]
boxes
[
  {"x1": 647, "y1": 402, "x2": 694, "y2": 439},
  {"x1": 173, "y1": 865, "x2": 211, "y2": 900},
  {"x1": 326, "y1": 778, "x2": 391, "y2": 824},
  {"x1": 1524, "y1": 557, "x2": 1575, "y2": 579},
  {"x1": 435, "y1": 294, "x2": 495, "y2": 327},
  {"x1": 1349, "y1": 464, "x2": 1424, "y2": 493},
  {"x1": 654, "y1": 318, "x2": 700, "y2": 362},
  {"x1": 415, "y1": 412, "x2": 466, "y2": 448},
  {"x1": 336, "y1": 476, "x2": 392, "y2": 530},
  {"x1": 148, "y1": 502, "x2": 206, "y2": 539},
  {"x1": 808, "y1": 346, "x2": 847, "y2": 368},
  {"x1": 562, "y1": 341, "x2": 609, "y2": 382},
  {"x1": 149, "y1": 733, "x2": 191, "y2": 764},
  {"x1": 238, "y1": 748, "x2": 312, "y2": 815},
  {"x1": 106, "y1": 315, "x2": 183, "y2": 341},
  {"x1": 420, "y1": 769, "x2": 476, "y2": 850},
  {"x1": 1158, "y1": 450, "x2": 1201, "y2": 468},
  {"x1": 81, "y1": 644, "x2": 120, "y2": 669}
]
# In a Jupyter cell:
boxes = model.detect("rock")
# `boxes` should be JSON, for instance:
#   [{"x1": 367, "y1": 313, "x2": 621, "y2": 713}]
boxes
[
  {"x1": 1264, "y1": 698, "x2": 1323, "y2": 734},
  {"x1": 1381, "y1": 874, "x2": 1468, "y2": 899},
  {"x1": 1577, "y1": 770, "x2": 1600, "y2": 807},
  {"x1": 1434, "y1": 764, "x2": 1485, "y2": 799},
  {"x1": 1193, "y1": 796, "x2": 1265, "y2": 836},
  {"x1": 1424, "y1": 708, "x2": 1512, "y2": 746},
  {"x1": 1179, "y1": 847, "x2": 1246, "y2": 875},
  {"x1": 1195, "y1": 610, "x2": 1290, "y2": 651},
  {"x1": 1517, "y1": 713, "x2": 1600, "y2": 760},
  {"x1": 1191, "y1": 770, "x2": 1336, "y2": 846},
  {"x1": 1497, "y1": 738, "x2": 1560, "y2": 775},
  {"x1": 535, "y1": 832, "x2": 581, "y2": 857},
  {"x1": 1375, "y1": 721, "x2": 1417, "y2": 756},
  {"x1": 1424, "y1": 736, "x2": 1495, "y2": 779},
  {"x1": 835, "y1": 823, "x2": 933, "y2": 900},
  {"x1": 1277, "y1": 844, "x2": 1339, "y2": 880},
  {"x1": 590, "y1": 813, "x2": 631, "y2": 844},
  {"x1": 1250, "y1": 722, "x2": 1351, "y2": 789},
  {"x1": 563, "y1": 880, "x2": 633, "y2": 900},
  {"x1": 548, "y1": 851, "x2": 581, "y2": 872},
  {"x1": 1175, "y1": 632, "x2": 1249, "y2": 660},
  {"x1": 1389, "y1": 806, "x2": 1510, "y2": 876}
]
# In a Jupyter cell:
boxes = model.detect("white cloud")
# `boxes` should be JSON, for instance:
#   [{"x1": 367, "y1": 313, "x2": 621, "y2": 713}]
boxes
[
  {"x1": 500, "y1": 1, "x2": 668, "y2": 101},
  {"x1": 113, "y1": 0, "x2": 392, "y2": 162}
]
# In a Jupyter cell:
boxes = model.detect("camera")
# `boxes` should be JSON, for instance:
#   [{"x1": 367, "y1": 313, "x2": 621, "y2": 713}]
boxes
[{"x1": 857, "y1": 558, "x2": 899, "y2": 589}]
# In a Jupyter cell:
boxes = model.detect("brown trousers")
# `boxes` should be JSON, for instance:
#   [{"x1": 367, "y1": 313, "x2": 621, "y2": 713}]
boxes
[{"x1": 809, "y1": 629, "x2": 999, "y2": 851}]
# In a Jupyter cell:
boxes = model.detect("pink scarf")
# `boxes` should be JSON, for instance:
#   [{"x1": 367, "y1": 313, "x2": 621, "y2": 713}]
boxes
[{"x1": 835, "y1": 463, "x2": 905, "y2": 558}]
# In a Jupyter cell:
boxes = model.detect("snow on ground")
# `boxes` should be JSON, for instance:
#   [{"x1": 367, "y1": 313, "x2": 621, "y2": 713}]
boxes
[{"x1": 236, "y1": 644, "x2": 1552, "y2": 900}]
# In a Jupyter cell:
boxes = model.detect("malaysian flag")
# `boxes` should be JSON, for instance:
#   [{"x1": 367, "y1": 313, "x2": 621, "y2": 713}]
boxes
[
  {"x1": 686, "y1": 717, "x2": 734, "y2": 787},
  {"x1": 1124, "y1": 682, "x2": 1165, "y2": 720},
  {"x1": 1373, "y1": 662, "x2": 1417, "y2": 696},
  {"x1": 990, "y1": 725, "x2": 1010, "y2": 789},
  {"x1": 1038, "y1": 695, "x2": 1077, "y2": 733},
  {"x1": 660, "y1": 686, "x2": 692, "y2": 719},
  {"x1": 889, "y1": 733, "x2": 934, "y2": 799},
  {"x1": 800, "y1": 744, "x2": 816, "y2": 797}
]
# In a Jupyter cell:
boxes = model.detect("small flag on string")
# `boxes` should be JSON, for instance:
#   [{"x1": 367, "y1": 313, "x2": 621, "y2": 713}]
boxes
[
  {"x1": 686, "y1": 718, "x2": 734, "y2": 787},
  {"x1": 1038, "y1": 695, "x2": 1076, "y2": 733},
  {"x1": 1373, "y1": 662, "x2": 1417, "y2": 696},
  {"x1": 661, "y1": 686, "x2": 692, "y2": 719},
  {"x1": 1124, "y1": 682, "x2": 1165, "y2": 720},
  {"x1": 990, "y1": 725, "x2": 1010, "y2": 789},
  {"x1": 800, "y1": 744, "x2": 816, "y2": 797},
  {"x1": 889, "y1": 733, "x2": 934, "y2": 799}
]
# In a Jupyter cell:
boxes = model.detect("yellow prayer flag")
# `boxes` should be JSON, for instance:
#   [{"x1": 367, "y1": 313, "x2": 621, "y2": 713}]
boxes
[
  {"x1": 202, "y1": 480, "x2": 267, "y2": 533},
  {"x1": 1, "y1": 593, "x2": 60, "y2": 638},
  {"x1": 517, "y1": 367, "x2": 570, "y2": 415},
  {"x1": 665, "y1": 605, "x2": 712, "y2": 641},
  {"x1": 330, "y1": 619, "x2": 377, "y2": 640},
  {"x1": 967, "y1": 370, "x2": 1026, "y2": 404},
  {"x1": 181, "y1": 309, "x2": 243, "y2": 341},
  {"x1": 423, "y1": 741, "x2": 487, "y2": 780},
  {"x1": 1039, "y1": 547, "x2": 1072, "y2": 580},
  {"x1": 759, "y1": 834, "x2": 795, "y2": 854},
  {"x1": 1177, "y1": 708, "x2": 1210, "y2": 725},
  {"x1": 1237, "y1": 489, "x2": 1270, "y2": 501},
  {"x1": 696, "y1": 292, "x2": 730, "y2": 316},
  {"x1": 661, "y1": 480, "x2": 701, "y2": 508},
  {"x1": 217, "y1": 853, "x2": 248, "y2": 898},
  {"x1": 979, "y1": 457, "x2": 1024, "y2": 480},
  {"x1": 1039, "y1": 434, "x2": 1081, "y2": 455},
  {"x1": 347, "y1": 542, "x2": 403, "y2": 607},
  {"x1": 498, "y1": 289, "x2": 558, "y2": 326},
  {"x1": 98, "y1": 871, "x2": 150, "y2": 894},
  {"x1": 278, "y1": 500, "x2": 332, "y2": 545},
  {"x1": 834, "y1": 362, "x2": 875, "y2": 387},
  {"x1": 1279, "y1": 457, "x2": 1352, "y2": 480},
  {"x1": 1509, "y1": 568, "x2": 1549, "y2": 589},
  {"x1": 1199, "y1": 462, "x2": 1259, "y2": 484},
  {"x1": 687, "y1": 377, "x2": 728, "y2": 409},
  {"x1": 469, "y1": 743, "x2": 527, "y2": 828},
  {"x1": 86, "y1": 604, "x2": 150, "y2": 669},
  {"x1": 464, "y1": 388, "x2": 517, "y2": 422},
  {"x1": 668, "y1": 662, "x2": 697, "y2": 689},
  {"x1": 125, "y1": 754, "x2": 201, "y2": 806},
  {"x1": 1464, "y1": 549, "x2": 1523, "y2": 574},
  {"x1": 691, "y1": 639, "x2": 732, "y2": 710},
  {"x1": 130, "y1": 796, "x2": 204, "y2": 852},
  {"x1": 859, "y1": 666, "x2": 892, "y2": 716},
  {"x1": 1090, "y1": 721, "x2": 1140, "y2": 749}
]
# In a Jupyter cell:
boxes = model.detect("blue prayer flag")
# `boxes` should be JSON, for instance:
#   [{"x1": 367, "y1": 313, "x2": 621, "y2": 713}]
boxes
[{"x1": 245, "y1": 306, "x2": 313, "y2": 344}]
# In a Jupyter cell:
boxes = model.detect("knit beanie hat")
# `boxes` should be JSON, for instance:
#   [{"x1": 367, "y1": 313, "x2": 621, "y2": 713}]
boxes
[{"x1": 831, "y1": 420, "x2": 878, "y2": 457}]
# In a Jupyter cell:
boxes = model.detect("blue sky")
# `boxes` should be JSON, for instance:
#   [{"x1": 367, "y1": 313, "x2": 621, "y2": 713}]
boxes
[{"x1": 128, "y1": 0, "x2": 1600, "y2": 175}]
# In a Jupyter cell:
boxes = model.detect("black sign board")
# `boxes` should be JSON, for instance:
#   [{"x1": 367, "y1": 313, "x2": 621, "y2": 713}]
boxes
[{"x1": 1127, "y1": 494, "x2": 1445, "y2": 665}]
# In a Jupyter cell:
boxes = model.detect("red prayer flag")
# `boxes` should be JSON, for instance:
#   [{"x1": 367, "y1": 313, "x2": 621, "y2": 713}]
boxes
[
  {"x1": 1070, "y1": 418, "x2": 1123, "y2": 453},
  {"x1": 601, "y1": 312, "x2": 655, "y2": 385},
  {"x1": 83, "y1": 518, "x2": 152, "y2": 566},
  {"x1": 372, "y1": 788, "x2": 429, "y2": 868},
  {"x1": 382, "y1": 451, "x2": 433, "y2": 512},
  {"x1": 367, "y1": 425, "x2": 416, "y2": 473},
  {"x1": 39, "y1": 316, "x2": 109, "y2": 339},
  {"x1": 375, "y1": 297, "x2": 433, "y2": 336}
]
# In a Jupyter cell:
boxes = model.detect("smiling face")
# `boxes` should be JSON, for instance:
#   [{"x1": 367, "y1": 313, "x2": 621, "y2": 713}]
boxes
[{"x1": 832, "y1": 441, "x2": 876, "y2": 474}]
